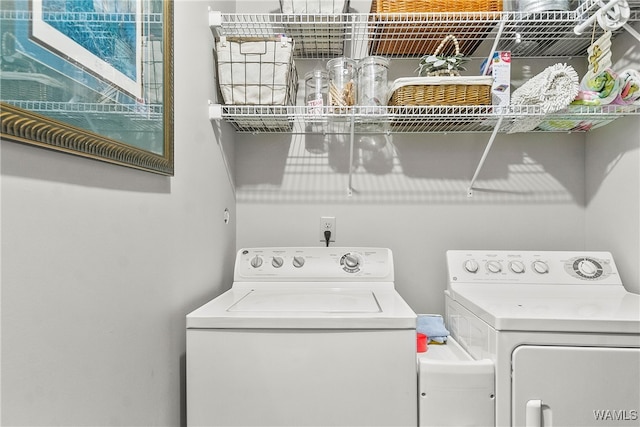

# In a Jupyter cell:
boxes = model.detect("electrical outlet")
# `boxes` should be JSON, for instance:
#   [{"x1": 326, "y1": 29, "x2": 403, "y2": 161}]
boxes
[{"x1": 319, "y1": 216, "x2": 336, "y2": 243}]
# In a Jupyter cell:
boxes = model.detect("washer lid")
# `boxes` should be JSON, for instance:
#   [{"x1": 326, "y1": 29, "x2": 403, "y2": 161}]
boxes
[
  {"x1": 186, "y1": 286, "x2": 416, "y2": 329},
  {"x1": 228, "y1": 289, "x2": 381, "y2": 313},
  {"x1": 448, "y1": 283, "x2": 640, "y2": 334}
]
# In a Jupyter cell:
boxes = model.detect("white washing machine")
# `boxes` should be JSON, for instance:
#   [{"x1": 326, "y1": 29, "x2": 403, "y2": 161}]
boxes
[
  {"x1": 186, "y1": 247, "x2": 417, "y2": 427},
  {"x1": 445, "y1": 250, "x2": 640, "y2": 427}
]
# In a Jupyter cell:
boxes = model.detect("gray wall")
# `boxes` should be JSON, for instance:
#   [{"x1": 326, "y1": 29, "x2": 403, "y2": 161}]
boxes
[
  {"x1": 1, "y1": 1, "x2": 235, "y2": 425},
  {"x1": 235, "y1": 132, "x2": 588, "y2": 314}
]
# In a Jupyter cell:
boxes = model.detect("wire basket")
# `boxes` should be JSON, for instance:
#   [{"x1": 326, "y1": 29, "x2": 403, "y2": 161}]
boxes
[
  {"x1": 368, "y1": 0, "x2": 502, "y2": 57},
  {"x1": 216, "y1": 36, "x2": 298, "y2": 131},
  {"x1": 279, "y1": 0, "x2": 350, "y2": 57},
  {"x1": 216, "y1": 36, "x2": 298, "y2": 106}
]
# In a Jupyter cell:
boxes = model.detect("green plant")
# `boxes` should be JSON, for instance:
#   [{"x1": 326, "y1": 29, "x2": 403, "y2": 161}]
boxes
[
  {"x1": 417, "y1": 54, "x2": 470, "y2": 77},
  {"x1": 416, "y1": 35, "x2": 470, "y2": 77}
]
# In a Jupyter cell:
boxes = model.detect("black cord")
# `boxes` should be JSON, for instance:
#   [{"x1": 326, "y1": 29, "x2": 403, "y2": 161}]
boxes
[{"x1": 324, "y1": 230, "x2": 331, "y2": 247}]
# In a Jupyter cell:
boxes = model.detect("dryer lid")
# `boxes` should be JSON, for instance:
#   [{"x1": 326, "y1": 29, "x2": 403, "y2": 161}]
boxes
[{"x1": 448, "y1": 283, "x2": 640, "y2": 334}]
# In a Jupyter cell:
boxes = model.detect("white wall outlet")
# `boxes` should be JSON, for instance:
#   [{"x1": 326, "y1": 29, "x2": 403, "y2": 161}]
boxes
[{"x1": 319, "y1": 216, "x2": 336, "y2": 243}]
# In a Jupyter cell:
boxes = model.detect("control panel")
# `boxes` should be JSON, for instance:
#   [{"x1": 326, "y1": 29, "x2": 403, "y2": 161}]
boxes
[
  {"x1": 447, "y1": 250, "x2": 622, "y2": 285},
  {"x1": 234, "y1": 247, "x2": 394, "y2": 282}
]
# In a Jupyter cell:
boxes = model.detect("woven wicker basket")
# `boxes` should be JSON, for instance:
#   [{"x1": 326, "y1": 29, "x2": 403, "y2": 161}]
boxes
[
  {"x1": 388, "y1": 76, "x2": 493, "y2": 106},
  {"x1": 374, "y1": 0, "x2": 502, "y2": 13},
  {"x1": 368, "y1": 0, "x2": 502, "y2": 56}
]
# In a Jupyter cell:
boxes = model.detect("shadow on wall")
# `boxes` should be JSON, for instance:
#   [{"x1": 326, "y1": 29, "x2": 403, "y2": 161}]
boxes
[
  {"x1": 234, "y1": 130, "x2": 588, "y2": 205},
  {"x1": 584, "y1": 114, "x2": 640, "y2": 205},
  {"x1": 1, "y1": 139, "x2": 170, "y2": 193}
]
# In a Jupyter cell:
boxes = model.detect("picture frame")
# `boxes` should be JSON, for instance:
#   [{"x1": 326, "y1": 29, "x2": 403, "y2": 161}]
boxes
[{"x1": 0, "y1": 0, "x2": 174, "y2": 176}]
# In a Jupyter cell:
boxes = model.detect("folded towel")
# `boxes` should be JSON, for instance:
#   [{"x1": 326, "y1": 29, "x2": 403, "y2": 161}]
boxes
[
  {"x1": 508, "y1": 63, "x2": 579, "y2": 133},
  {"x1": 580, "y1": 68, "x2": 619, "y2": 105},
  {"x1": 612, "y1": 69, "x2": 640, "y2": 105},
  {"x1": 537, "y1": 117, "x2": 594, "y2": 132},
  {"x1": 416, "y1": 314, "x2": 450, "y2": 344},
  {"x1": 571, "y1": 90, "x2": 603, "y2": 106}
]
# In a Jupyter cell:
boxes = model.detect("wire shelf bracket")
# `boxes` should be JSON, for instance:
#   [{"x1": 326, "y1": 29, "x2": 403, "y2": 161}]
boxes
[
  {"x1": 467, "y1": 116, "x2": 504, "y2": 197},
  {"x1": 208, "y1": 8, "x2": 223, "y2": 39}
]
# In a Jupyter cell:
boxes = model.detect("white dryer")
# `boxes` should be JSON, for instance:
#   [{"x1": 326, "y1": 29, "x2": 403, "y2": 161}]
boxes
[
  {"x1": 445, "y1": 250, "x2": 640, "y2": 427},
  {"x1": 187, "y1": 247, "x2": 417, "y2": 427}
]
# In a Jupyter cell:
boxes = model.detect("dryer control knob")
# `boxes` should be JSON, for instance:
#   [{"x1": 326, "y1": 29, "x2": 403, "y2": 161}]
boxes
[
  {"x1": 464, "y1": 259, "x2": 479, "y2": 273},
  {"x1": 272, "y1": 256, "x2": 284, "y2": 268},
  {"x1": 509, "y1": 261, "x2": 525, "y2": 274},
  {"x1": 250, "y1": 255, "x2": 263, "y2": 268},
  {"x1": 532, "y1": 260, "x2": 549, "y2": 274},
  {"x1": 292, "y1": 256, "x2": 305, "y2": 268},
  {"x1": 577, "y1": 259, "x2": 598, "y2": 277},
  {"x1": 486, "y1": 260, "x2": 502, "y2": 273}
]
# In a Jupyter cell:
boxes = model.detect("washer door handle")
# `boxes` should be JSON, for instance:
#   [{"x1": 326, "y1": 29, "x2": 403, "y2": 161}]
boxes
[{"x1": 525, "y1": 399, "x2": 542, "y2": 427}]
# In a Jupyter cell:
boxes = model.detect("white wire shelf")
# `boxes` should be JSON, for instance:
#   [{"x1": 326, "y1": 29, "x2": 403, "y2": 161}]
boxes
[
  {"x1": 0, "y1": 10, "x2": 163, "y2": 23},
  {"x1": 4, "y1": 100, "x2": 163, "y2": 132},
  {"x1": 210, "y1": 3, "x2": 640, "y2": 59},
  {"x1": 216, "y1": 104, "x2": 640, "y2": 134}
]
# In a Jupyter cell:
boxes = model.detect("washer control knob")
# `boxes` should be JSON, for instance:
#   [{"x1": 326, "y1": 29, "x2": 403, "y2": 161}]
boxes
[
  {"x1": 340, "y1": 253, "x2": 362, "y2": 273},
  {"x1": 578, "y1": 259, "x2": 598, "y2": 277},
  {"x1": 509, "y1": 261, "x2": 525, "y2": 274},
  {"x1": 463, "y1": 259, "x2": 479, "y2": 273},
  {"x1": 292, "y1": 256, "x2": 305, "y2": 268},
  {"x1": 532, "y1": 260, "x2": 549, "y2": 274},
  {"x1": 250, "y1": 255, "x2": 263, "y2": 269},
  {"x1": 486, "y1": 260, "x2": 502, "y2": 274},
  {"x1": 344, "y1": 254, "x2": 360, "y2": 269},
  {"x1": 271, "y1": 256, "x2": 284, "y2": 268}
]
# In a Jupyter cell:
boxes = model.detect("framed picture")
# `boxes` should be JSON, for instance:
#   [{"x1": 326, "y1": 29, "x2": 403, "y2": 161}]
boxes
[
  {"x1": 0, "y1": 0, "x2": 174, "y2": 175},
  {"x1": 31, "y1": 0, "x2": 143, "y2": 99}
]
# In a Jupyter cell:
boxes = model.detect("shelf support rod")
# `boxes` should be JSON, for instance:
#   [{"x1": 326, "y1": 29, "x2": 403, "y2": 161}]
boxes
[
  {"x1": 347, "y1": 114, "x2": 355, "y2": 197},
  {"x1": 483, "y1": 18, "x2": 507, "y2": 76},
  {"x1": 467, "y1": 116, "x2": 504, "y2": 197},
  {"x1": 622, "y1": 23, "x2": 640, "y2": 43},
  {"x1": 208, "y1": 101, "x2": 236, "y2": 198},
  {"x1": 573, "y1": 0, "x2": 624, "y2": 35}
]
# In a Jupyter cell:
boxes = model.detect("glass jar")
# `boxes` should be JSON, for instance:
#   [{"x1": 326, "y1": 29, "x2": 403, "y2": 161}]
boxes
[
  {"x1": 327, "y1": 57, "x2": 357, "y2": 112},
  {"x1": 304, "y1": 69, "x2": 328, "y2": 114},
  {"x1": 357, "y1": 56, "x2": 389, "y2": 111}
]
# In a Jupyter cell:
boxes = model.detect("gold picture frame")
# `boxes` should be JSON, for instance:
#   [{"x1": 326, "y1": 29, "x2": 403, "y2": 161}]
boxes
[{"x1": 0, "y1": 0, "x2": 174, "y2": 175}]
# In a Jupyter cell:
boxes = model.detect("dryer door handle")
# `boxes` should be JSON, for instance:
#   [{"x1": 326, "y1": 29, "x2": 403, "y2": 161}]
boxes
[{"x1": 525, "y1": 399, "x2": 542, "y2": 427}]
